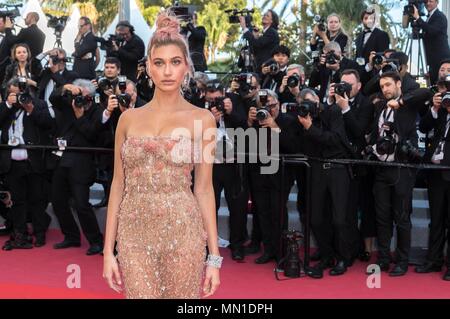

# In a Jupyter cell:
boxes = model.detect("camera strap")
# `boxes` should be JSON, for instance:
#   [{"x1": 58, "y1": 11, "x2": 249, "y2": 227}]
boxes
[{"x1": 11, "y1": 109, "x2": 24, "y2": 135}]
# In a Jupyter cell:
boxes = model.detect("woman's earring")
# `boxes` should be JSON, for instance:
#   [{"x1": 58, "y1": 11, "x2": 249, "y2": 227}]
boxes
[
  {"x1": 148, "y1": 77, "x2": 153, "y2": 88},
  {"x1": 183, "y1": 74, "x2": 190, "y2": 89}
]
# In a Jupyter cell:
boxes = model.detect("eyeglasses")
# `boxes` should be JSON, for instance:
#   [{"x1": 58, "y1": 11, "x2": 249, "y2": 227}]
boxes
[{"x1": 267, "y1": 103, "x2": 278, "y2": 109}]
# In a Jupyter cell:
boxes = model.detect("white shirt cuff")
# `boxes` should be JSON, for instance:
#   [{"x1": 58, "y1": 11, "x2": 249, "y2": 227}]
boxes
[
  {"x1": 5, "y1": 102, "x2": 13, "y2": 109},
  {"x1": 102, "y1": 109, "x2": 111, "y2": 124},
  {"x1": 365, "y1": 63, "x2": 373, "y2": 73},
  {"x1": 341, "y1": 106, "x2": 351, "y2": 114},
  {"x1": 431, "y1": 107, "x2": 439, "y2": 119}
]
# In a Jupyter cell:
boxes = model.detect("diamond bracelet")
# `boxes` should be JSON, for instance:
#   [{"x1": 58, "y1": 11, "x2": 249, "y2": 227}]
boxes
[{"x1": 205, "y1": 254, "x2": 223, "y2": 269}]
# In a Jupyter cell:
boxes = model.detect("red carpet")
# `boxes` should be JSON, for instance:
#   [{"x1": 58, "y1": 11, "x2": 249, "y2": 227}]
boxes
[{"x1": 0, "y1": 230, "x2": 449, "y2": 299}]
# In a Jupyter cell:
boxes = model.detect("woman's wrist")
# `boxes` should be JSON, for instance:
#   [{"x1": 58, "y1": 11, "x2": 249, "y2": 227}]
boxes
[{"x1": 206, "y1": 254, "x2": 223, "y2": 269}]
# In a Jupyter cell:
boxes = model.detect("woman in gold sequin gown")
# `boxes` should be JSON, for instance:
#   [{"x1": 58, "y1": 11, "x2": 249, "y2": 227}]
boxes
[{"x1": 102, "y1": 13, "x2": 221, "y2": 299}]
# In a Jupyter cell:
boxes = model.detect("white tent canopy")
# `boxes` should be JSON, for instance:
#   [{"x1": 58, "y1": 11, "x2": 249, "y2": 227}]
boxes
[{"x1": 60, "y1": 4, "x2": 81, "y2": 56}]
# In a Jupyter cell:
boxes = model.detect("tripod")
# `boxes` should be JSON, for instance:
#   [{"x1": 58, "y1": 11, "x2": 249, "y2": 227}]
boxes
[
  {"x1": 53, "y1": 29, "x2": 63, "y2": 49},
  {"x1": 404, "y1": 25, "x2": 428, "y2": 83}
]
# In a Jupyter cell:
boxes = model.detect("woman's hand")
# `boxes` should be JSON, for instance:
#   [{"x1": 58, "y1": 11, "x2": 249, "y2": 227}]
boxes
[
  {"x1": 203, "y1": 266, "x2": 220, "y2": 298},
  {"x1": 103, "y1": 254, "x2": 123, "y2": 293}
]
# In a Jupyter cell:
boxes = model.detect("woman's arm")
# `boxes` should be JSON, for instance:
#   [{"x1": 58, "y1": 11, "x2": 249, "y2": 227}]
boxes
[
  {"x1": 103, "y1": 111, "x2": 129, "y2": 293},
  {"x1": 193, "y1": 109, "x2": 220, "y2": 297}
]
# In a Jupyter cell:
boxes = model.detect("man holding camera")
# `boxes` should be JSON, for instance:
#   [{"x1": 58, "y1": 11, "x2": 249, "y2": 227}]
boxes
[
  {"x1": 0, "y1": 77, "x2": 53, "y2": 249},
  {"x1": 411, "y1": 0, "x2": 450, "y2": 84},
  {"x1": 105, "y1": 21, "x2": 145, "y2": 82},
  {"x1": 295, "y1": 88, "x2": 354, "y2": 277},
  {"x1": 355, "y1": 7, "x2": 390, "y2": 66},
  {"x1": 181, "y1": 12, "x2": 207, "y2": 72},
  {"x1": 239, "y1": 10, "x2": 280, "y2": 73},
  {"x1": 8, "y1": 12, "x2": 45, "y2": 59},
  {"x1": 278, "y1": 64, "x2": 306, "y2": 104},
  {"x1": 73, "y1": 17, "x2": 97, "y2": 80},
  {"x1": 93, "y1": 57, "x2": 122, "y2": 109},
  {"x1": 328, "y1": 69, "x2": 376, "y2": 262},
  {"x1": 261, "y1": 45, "x2": 290, "y2": 92},
  {"x1": 366, "y1": 72, "x2": 430, "y2": 276},
  {"x1": 417, "y1": 66, "x2": 450, "y2": 281},
  {"x1": 309, "y1": 41, "x2": 360, "y2": 102},
  {"x1": 204, "y1": 79, "x2": 248, "y2": 261},
  {"x1": 48, "y1": 79, "x2": 104, "y2": 255}
]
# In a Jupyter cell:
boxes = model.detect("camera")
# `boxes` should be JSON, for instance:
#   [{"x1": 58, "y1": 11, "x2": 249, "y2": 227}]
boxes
[
  {"x1": 263, "y1": 59, "x2": 280, "y2": 75},
  {"x1": 182, "y1": 78, "x2": 201, "y2": 104},
  {"x1": 287, "y1": 74, "x2": 302, "y2": 89},
  {"x1": 63, "y1": 90, "x2": 93, "y2": 109},
  {"x1": 373, "y1": 52, "x2": 385, "y2": 66},
  {"x1": 50, "y1": 55, "x2": 68, "y2": 65},
  {"x1": 381, "y1": 60, "x2": 400, "y2": 73},
  {"x1": 17, "y1": 77, "x2": 32, "y2": 106},
  {"x1": 225, "y1": 8, "x2": 254, "y2": 28},
  {"x1": 233, "y1": 73, "x2": 253, "y2": 97},
  {"x1": 206, "y1": 96, "x2": 226, "y2": 113},
  {"x1": 281, "y1": 101, "x2": 319, "y2": 119},
  {"x1": 97, "y1": 77, "x2": 117, "y2": 92},
  {"x1": 376, "y1": 121, "x2": 397, "y2": 156},
  {"x1": 0, "y1": 3, "x2": 22, "y2": 22},
  {"x1": 96, "y1": 34, "x2": 125, "y2": 51},
  {"x1": 115, "y1": 76, "x2": 131, "y2": 108},
  {"x1": 256, "y1": 90, "x2": 270, "y2": 121},
  {"x1": 334, "y1": 82, "x2": 352, "y2": 97},
  {"x1": 397, "y1": 139, "x2": 424, "y2": 163},
  {"x1": 46, "y1": 14, "x2": 68, "y2": 37},
  {"x1": 279, "y1": 230, "x2": 303, "y2": 278},
  {"x1": 403, "y1": 0, "x2": 427, "y2": 27},
  {"x1": 325, "y1": 50, "x2": 339, "y2": 65},
  {"x1": 437, "y1": 75, "x2": 450, "y2": 108},
  {"x1": 314, "y1": 15, "x2": 326, "y2": 32}
]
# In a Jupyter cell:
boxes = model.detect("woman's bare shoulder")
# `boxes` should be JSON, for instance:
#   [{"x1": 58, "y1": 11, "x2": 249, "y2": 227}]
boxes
[{"x1": 188, "y1": 105, "x2": 215, "y2": 125}]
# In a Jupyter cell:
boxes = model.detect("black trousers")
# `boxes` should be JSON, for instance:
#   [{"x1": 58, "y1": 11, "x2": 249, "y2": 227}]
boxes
[
  {"x1": 426, "y1": 171, "x2": 450, "y2": 267},
  {"x1": 249, "y1": 166, "x2": 293, "y2": 260},
  {"x1": 6, "y1": 161, "x2": 48, "y2": 235},
  {"x1": 247, "y1": 166, "x2": 261, "y2": 244},
  {"x1": 373, "y1": 167, "x2": 416, "y2": 265},
  {"x1": 310, "y1": 162, "x2": 352, "y2": 262},
  {"x1": 212, "y1": 163, "x2": 248, "y2": 250},
  {"x1": 51, "y1": 166, "x2": 103, "y2": 245}
]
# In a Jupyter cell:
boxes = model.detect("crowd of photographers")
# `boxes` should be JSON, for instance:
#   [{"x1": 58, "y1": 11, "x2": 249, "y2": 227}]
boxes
[{"x1": 0, "y1": 0, "x2": 450, "y2": 282}]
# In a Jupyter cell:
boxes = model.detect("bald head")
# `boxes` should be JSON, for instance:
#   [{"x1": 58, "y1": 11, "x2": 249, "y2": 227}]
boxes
[{"x1": 25, "y1": 12, "x2": 39, "y2": 26}]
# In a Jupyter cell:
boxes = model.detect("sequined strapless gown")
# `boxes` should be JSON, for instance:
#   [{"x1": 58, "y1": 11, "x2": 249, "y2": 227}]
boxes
[{"x1": 117, "y1": 135, "x2": 206, "y2": 299}]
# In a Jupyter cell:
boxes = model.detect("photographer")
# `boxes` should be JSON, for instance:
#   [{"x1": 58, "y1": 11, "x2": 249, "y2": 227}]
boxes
[
  {"x1": 310, "y1": 13, "x2": 348, "y2": 54},
  {"x1": 48, "y1": 79, "x2": 104, "y2": 255},
  {"x1": 416, "y1": 75, "x2": 450, "y2": 281},
  {"x1": 8, "y1": 12, "x2": 45, "y2": 59},
  {"x1": 355, "y1": 7, "x2": 390, "y2": 66},
  {"x1": 180, "y1": 12, "x2": 207, "y2": 72},
  {"x1": 295, "y1": 88, "x2": 354, "y2": 278},
  {"x1": 92, "y1": 57, "x2": 121, "y2": 108},
  {"x1": 73, "y1": 17, "x2": 97, "y2": 80},
  {"x1": 0, "y1": 16, "x2": 15, "y2": 86},
  {"x1": 363, "y1": 52, "x2": 420, "y2": 98},
  {"x1": 278, "y1": 64, "x2": 306, "y2": 104},
  {"x1": 309, "y1": 41, "x2": 360, "y2": 102},
  {"x1": 247, "y1": 89, "x2": 298, "y2": 265},
  {"x1": 136, "y1": 56, "x2": 154, "y2": 102},
  {"x1": 411, "y1": 0, "x2": 450, "y2": 84},
  {"x1": 261, "y1": 45, "x2": 290, "y2": 92},
  {"x1": 240, "y1": 10, "x2": 280, "y2": 72},
  {"x1": 328, "y1": 69, "x2": 376, "y2": 262},
  {"x1": 204, "y1": 79, "x2": 248, "y2": 261},
  {"x1": 0, "y1": 77, "x2": 53, "y2": 249},
  {"x1": 105, "y1": 21, "x2": 145, "y2": 82},
  {"x1": 366, "y1": 72, "x2": 430, "y2": 276},
  {"x1": 1, "y1": 43, "x2": 41, "y2": 99},
  {"x1": 37, "y1": 48, "x2": 79, "y2": 109}
]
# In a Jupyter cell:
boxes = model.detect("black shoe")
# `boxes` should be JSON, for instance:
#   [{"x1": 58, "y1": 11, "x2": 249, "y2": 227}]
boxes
[
  {"x1": 359, "y1": 251, "x2": 371, "y2": 262},
  {"x1": 389, "y1": 264, "x2": 408, "y2": 277},
  {"x1": 443, "y1": 268, "x2": 450, "y2": 281},
  {"x1": 329, "y1": 260, "x2": 348, "y2": 276},
  {"x1": 315, "y1": 257, "x2": 336, "y2": 270},
  {"x1": 10, "y1": 233, "x2": 33, "y2": 249},
  {"x1": 310, "y1": 250, "x2": 321, "y2": 262},
  {"x1": 86, "y1": 243, "x2": 103, "y2": 256},
  {"x1": 244, "y1": 242, "x2": 260, "y2": 256},
  {"x1": 53, "y1": 239, "x2": 81, "y2": 249},
  {"x1": 255, "y1": 253, "x2": 275, "y2": 264},
  {"x1": 34, "y1": 233, "x2": 46, "y2": 248},
  {"x1": 415, "y1": 262, "x2": 442, "y2": 274},
  {"x1": 231, "y1": 247, "x2": 244, "y2": 261},
  {"x1": 305, "y1": 265, "x2": 323, "y2": 279},
  {"x1": 93, "y1": 197, "x2": 108, "y2": 209}
]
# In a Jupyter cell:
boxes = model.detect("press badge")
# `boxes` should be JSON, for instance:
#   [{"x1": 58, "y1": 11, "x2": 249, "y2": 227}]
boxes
[
  {"x1": 57, "y1": 138, "x2": 67, "y2": 150},
  {"x1": 8, "y1": 136, "x2": 20, "y2": 146},
  {"x1": 356, "y1": 57, "x2": 365, "y2": 66}
]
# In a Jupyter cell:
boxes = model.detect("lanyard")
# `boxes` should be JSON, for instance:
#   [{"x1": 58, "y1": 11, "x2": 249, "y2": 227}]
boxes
[
  {"x1": 12, "y1": 109, "x2": 24, "y2": 135},
  {"x1": 382, "y1": 107, "x2": 394, "y2": 122}
]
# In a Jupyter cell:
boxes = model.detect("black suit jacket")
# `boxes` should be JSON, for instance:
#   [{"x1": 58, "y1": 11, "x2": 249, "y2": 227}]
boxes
[
  {"x1": 309, "y1": 57, "x2": 361, "y2": 101},
  {"x1": 182, "y1": 24, "x2": 207, "y2": 72},
  {"x1": 49, "y1": 87, "x2": 104, "y2": 183},
  {"x1": 311, "y1": 32, "x2": 348, "y2": 53},
  {"x1": 73, "y1": 32, "x2": 98, "y2": 80},
  {"x1": 416, "y1": 10, "x2": 450, "y2": 78},
  {"x1": 0, "y1": 99, "x2": 54, "y2": 174},
  {"x1": 38, "y1": 68, "x2": 79, "y2": 100},
  {"x1": 355, "y1": 28, "x2": 390, "y2": 64},
  {"x1": 0, "y1": 29, "x2": 15, "y2": 85},
  {"x1": 10, "y1": 25, "x2": 45, "y2": 58},
  {"x1": 106, "y1": 34, "x2": 145, "y2": 82},
  {"x1": 243, "y1": 27, "x2": 280, "y2": 71},
  {"x1": 363, "y1": 72, "x2": 420, "y2": 97}
]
